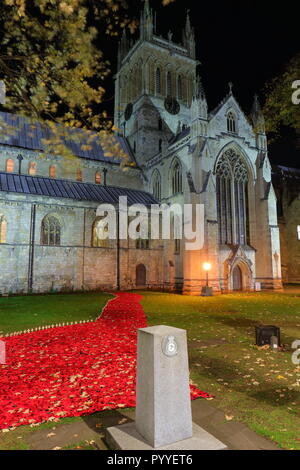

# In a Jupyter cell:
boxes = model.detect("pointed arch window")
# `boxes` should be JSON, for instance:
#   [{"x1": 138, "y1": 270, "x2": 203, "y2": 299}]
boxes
[
  {"x1": 0, "y1": 214, "x2": 7, "y2": 243},
  {"x1": 172, "y1": 160, "x2": 182, "y2": 195},
  {"x1": 6, "y1": 159, "x2": 14, "y2": 173},
  {"x1": 76, "y1": 168, "x2": 82, "y2": 182},
  {"x1": 41, "y1": 215, "x2": 61, "y2": 246},
  {"x1": 178, "y1": 75, "x2": 183, "y2": 100},
  {"x1": 136, "y1": 222, "x2": 150, "y2": 250},
  {"x1": 227, "y1": 112, "x2": 237, "y2": 133},
  {"x1": 167, "y1": 71, "x2": 172, "y2": 96},
  {"x1": 95, "y1": 171, "x2": 101, "y2": 184},
  {"x1": 152, "y1": 170, "x2": 161, "y2": 200},
  {"x1": 49, "y1": 165, "x2": 56, "y2": 178},
  {"x1": 28, "y1": 161, "x2": 36, "y2": 176},
  {"x1": 92, "y1": 217, "x2": 112, "y2": 248},
  {"x1": 156, "y1": 68, "x2": 161, "y2": 95},
  {"x1": 216, "y1": 149, "x2": 250, "y2": 245}
]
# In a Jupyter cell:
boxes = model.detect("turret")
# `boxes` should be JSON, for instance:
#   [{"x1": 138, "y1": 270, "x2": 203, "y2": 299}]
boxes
[
  {"x1": 182, "y1": 10, "x2": 196, "y2": 59},
  {"x1": 251, "y1": 95, "x2": 267, "y2": 150},
  {"x1": 191, "y1": 76, "x2": 208, "y2": 138}
]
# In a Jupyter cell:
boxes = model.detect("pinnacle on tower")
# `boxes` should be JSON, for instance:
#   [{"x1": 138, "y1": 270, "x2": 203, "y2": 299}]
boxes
[
  {"x1": 251, "y1": 94, "x2": 265, "y2": 133},
  {"x1": 193, "y1": 75, "x2": 206, "y2": 101},
  {"x1": 140, "y1": 0, "x2": 153, "y2": 40},
  {"x1": 182, "y1": 10, "x2": 196, "y2": 59}
]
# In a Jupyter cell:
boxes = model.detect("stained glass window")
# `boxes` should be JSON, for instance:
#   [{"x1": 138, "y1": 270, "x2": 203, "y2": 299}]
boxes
[
  {"x1": 216, "y1": 149, "x2": 249, "y2": 245},
  {"x1": 41, "y1": 216, "x2": 61, "y2": 246}
]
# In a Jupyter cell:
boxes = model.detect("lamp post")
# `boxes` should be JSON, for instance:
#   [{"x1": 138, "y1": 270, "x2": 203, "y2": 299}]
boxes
[{"x1": 201, "y1": 262, "x2": 213, "y2": 297}]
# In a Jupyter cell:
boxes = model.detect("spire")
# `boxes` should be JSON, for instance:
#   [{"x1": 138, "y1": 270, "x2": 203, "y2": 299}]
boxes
[
  {"x1": 140, "y1": 0, "x2": 153, "y2": 40},
  {"x1": 251, "y1": 94, "x2": 265, "y2": 133},
  {"x1": 228, "y1": 82, "x2": 233, "y2": 95},
  {"x1": 182, "y1": 10, "x2": 196, "y2": 59},
  {"x1": 118, "y1": 29, "x2": 129, "y2": 68},
  {"x1": 185, "y1": 9, "x2": 192, "y2": 36},
  {"x1": 193, "y1": 75, "x2": 206, "y2": 101}
]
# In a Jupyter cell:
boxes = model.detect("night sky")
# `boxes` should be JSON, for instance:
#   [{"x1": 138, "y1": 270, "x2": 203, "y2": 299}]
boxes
[{"x1": 102, "y1": 0, "x2": 300, "y2": 168}]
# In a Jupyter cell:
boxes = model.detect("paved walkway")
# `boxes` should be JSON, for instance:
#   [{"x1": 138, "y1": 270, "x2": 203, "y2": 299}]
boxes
[{"x1": 27, "y1": 398, "x2": 279, "y2": 450}]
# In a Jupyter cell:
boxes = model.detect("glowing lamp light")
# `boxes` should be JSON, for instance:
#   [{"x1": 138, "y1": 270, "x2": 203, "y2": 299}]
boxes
[{"x1": 203, "y1": 262, "x2": 212, "y2": 272}]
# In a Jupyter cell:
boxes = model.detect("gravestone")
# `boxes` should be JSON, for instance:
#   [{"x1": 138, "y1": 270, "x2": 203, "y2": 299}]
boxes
[{"x1": 106, "y1": 325, "x2": 227, "y2": 450}]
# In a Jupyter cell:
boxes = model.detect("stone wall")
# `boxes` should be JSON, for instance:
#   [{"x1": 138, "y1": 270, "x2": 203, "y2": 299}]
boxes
[{"x1": 0, "y1": 192, "x2": 164, "y2": 294}]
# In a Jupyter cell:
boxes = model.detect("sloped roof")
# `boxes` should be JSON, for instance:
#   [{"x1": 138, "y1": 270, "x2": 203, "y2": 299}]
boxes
[
  {"x1": 0, "y1": 112, "x2": 134, "y2": 165},
  {"x1": 0, "y1": 171, "x2": 158, "y2": 206},
  {"x1": 169, "y1": 126, "x2": 190, "y2": 145}
]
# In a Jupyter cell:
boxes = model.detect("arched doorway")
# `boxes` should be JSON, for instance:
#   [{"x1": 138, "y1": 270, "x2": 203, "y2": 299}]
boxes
[
  {"x1": 136, "y1": 264, "x2": 146, "y2": 287},
  {"x1": 232, "y1": 265, "x2": 243, "y2": 291}
]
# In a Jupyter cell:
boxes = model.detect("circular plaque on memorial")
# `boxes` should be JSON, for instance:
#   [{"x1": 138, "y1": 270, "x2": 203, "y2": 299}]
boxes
[{"x1": 162, "y1": 335, "x2": 179, "y2": 357}]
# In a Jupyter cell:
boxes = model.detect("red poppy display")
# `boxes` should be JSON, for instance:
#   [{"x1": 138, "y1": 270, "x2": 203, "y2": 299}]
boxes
[{"x1": 0, "y1": 293, "x2": 211, "y2": 430}]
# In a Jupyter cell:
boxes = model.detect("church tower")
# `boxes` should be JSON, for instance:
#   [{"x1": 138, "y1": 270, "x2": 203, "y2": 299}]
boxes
[{"x1": 114, "y1": 1, "x2": 198, "y2": 165}]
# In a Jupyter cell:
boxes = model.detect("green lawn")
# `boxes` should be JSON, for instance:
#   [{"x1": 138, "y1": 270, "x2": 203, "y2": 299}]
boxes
[
  {"x1": 141, "y1": 290, "x2": 300, "y2": 450},
  {"x1": 0, "y1": 292, "x2": 113, "y2": 334},
  {"x1": 0, "y1": 289, "x2": 299, "y2": 450}
]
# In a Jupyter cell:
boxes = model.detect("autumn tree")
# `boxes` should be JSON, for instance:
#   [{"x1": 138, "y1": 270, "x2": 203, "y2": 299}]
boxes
[
  {"x1": 0, "y1": 0, "x2": 138, "y2": 164},
  {"x1": 263, "y1": 53, "x2": 300, "y2": 147}
]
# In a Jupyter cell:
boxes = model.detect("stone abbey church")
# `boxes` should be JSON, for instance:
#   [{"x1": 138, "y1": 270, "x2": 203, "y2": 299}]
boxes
[{"x1": 0, "y1": 1, "x2": 299, "y2": 296}]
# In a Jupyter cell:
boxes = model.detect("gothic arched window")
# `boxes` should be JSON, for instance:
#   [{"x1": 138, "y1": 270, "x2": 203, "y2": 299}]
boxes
[
  {"x1": 171, "y1": 160, "x2": 182, "y2": 195},
  {"x1": 49, "y1": 165, "x2": 56, "y2": 178},
  {"x1": 0, "y1": 214, "x2": 7, "y2": 243},
  {"x1": 136, "y1": 222, "x2": 150, "y2": 250},
  {"x1": 152, "y1": 170, "x2": 161, "y2": 200},
  {"x1": 156, "y1": 68, "x2": 161, "y2": 95},
  {"x1": 41, "y1": 215, "x2": 61, "y2": 246},
  {"x1": 216, "y1": 149, "x2": 250, "y2": 245},
  {"x1": 28, "y1": 161, "x2": 36, "y2": 176},
  {"x1": 92, "y1": 217, "x2": 111, "y2": 248},
  {"x1": 167, "y1": 71, "x2": 172, "y2": 96},
  {"x1": 178, "y1": 75, "x2": 182, "y2": 100},
  {"x1": 95, "y1": 171, "x2": 101, "y2": 184},
  {"x1": 227, "y1": 112, "x2": 237, "y2": 133},
  {"x1": 76, "y1": 168, "x2": 82, "y2": 182},
  {"x1": 6, "y1": 159, "x2": 14, "y2": 173}
]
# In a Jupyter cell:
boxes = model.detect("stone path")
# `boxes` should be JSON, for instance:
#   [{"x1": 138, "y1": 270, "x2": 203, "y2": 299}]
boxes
[{"x1": 26, "y1": 399, "x2": 279, "y2": 450}]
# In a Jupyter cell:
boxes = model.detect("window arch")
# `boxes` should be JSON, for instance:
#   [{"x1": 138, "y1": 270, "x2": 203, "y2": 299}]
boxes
[
  {"x1": 76, "y1": 168, "x2": 82, "y2": 182},
  {"x1": 0, "y1": 214, "x2": 7, "y2": 243},
  {"x1": 216, "y1": 148, "x2": 250, "y2": 245},
  {"x1": 167, "y1": 71, "x2": 172, "y2": 96},
  {"x1": 136, "y1": 222, "x2": 150, "y2": 250},
  {"x1": 227, "y1": 112, "x2": 237, "y2": 133},
  {"x1": 178, "y1": 75, "x2": 183, "y2": 100},
  {"x1": 28, "y1": 161, "x2": 36, "y2": 176},
  {"x1": 6, "y1": 159, "x2": 14, "y2": 173},
  {"x1": 95, "y1": 171, "x2": 101, "y2": 184},
  {"x1": 152, "y1": 170, "x2": 161, "y2": 200},
  {"x1": 49, "y1": 165, "x2": 56, "y2": 178},
  {"x1": 156, "y1": 68, "x2": 161, "y2": 95},
  {"x1": 159, "y1": 139, "x2": 162, "y2": 153},
  {"x1": 41, "y1": 215, "x2": 61, "y2": 246},
  {"x1": 92, "y1": 217, "x2": 111, "y2": 248},
  {"x1": 171, "y1": 160, "x2": 182, "y2": 195}
]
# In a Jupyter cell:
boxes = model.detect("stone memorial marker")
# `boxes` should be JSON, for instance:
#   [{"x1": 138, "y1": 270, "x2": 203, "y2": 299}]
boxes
[{"x1": 106, "y1": 325, "x2": 227, "y2": 450}]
